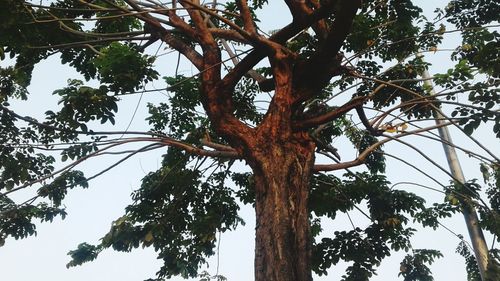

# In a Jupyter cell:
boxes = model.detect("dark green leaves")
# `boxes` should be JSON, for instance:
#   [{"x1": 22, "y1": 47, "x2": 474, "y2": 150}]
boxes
[
  {"x1": 49, "y1": 79, "x2": 118, "y2": 132},
  {"x1": 399, "y1": 249, "x2": 443, "y2": 281},
  {"x1": 435, "y1": 60, "x2": 499, "y2": 137},
  {"x1": 311, "y1": 172, "x2": 427, "y2": 278},
  {"x1": 164, "y1": 75, "x2": 203, "y2": 138},
  {"x1": 0, "y1": 199, "x2": 67, "y2": 242},
  {"x1": 93, "y1": 42, "x2": 158, "y2": 93},
  {"x1": 233, "y1": 77, "x2": 263, "y2": 124},
  {"x1": 67, "y1": 148, "x2": 243, "y2": 279},
  {"x1": 477, "y1": 164, "x2": 500, "y2": 241},
  {"x1": 0, "y1": 67, "x2": 29, "y2": 102},
  {"x1": 146, "y1": 102, "x2": 170, "y2": 133},
  {"x1": 414, "y1": 202, "x2": 459, "y2": 229},
  {"x1": 445, "y1": 0, "x2": 500, "y2": 29},
  {"x1": 314, "y1": 228, "x2": 391, "y2": 281},
  {"x1": 456, "y1": 240, "x2": 482, "y2": 281},
  {"x1": 66, "y1": 243, "x2": 101, "y2": 268},
  {"x1": 37, "y1": 170, "x2": 88, "y2": 207},
  {"x1": 344, "y1": 122, "x2": 386, "y2": 174},
  {"x1": 345, "y1": 0, "x2": 425, "y2": 62},
  {"x1": 0, "y1": 109, "x2": 56, "y2": 190},
  {"x1": 125, "y1": 158, "x2": 243, "y2": 278}
]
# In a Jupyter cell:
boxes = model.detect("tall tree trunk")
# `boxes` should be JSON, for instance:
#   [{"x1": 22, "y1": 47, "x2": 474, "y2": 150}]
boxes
[{"x1": 249, "y1": 136, "x2": 315, "y2": 281}]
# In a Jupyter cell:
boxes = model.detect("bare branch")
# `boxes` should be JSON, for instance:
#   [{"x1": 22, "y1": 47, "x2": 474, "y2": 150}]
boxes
[{"x1": 314, "y1": 121, "x2": 454, "y2": 172}]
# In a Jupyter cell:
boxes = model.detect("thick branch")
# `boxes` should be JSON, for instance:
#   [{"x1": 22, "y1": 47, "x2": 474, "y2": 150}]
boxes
[
  {"x1": 176, "y1": 2, "x2": 251, "y2": 146},
  {"x1": 209, "y1": 28, "x2": 248, "y2": 43},
  {"x1": 161, "y1": 138, "x2": 240, "y2": 158},
  {"x1": 293, "y1": 96, "x2": 368, "y2": 130},
  {"x1": 355, "y1": 106, "x2": 384, "y2": 136},
  {"x1": 285, "y1": 0, "x2": 329, "y2": 40},
  {"x1": 221, "y1": 0, "x2": 340, "y2": 88},
  {"x1": 314, "y1": 159, "x2": 363, "y2": 172},
  {"x1": 293, "y1": 0, "x2": 362, "y2": 103},
  {"x1": 236, "y1": 0, "x2": 257, "y2": 35},
  {"x1": 200, "y1": 139, "x2": 237, "y2": 152},
  {"x1": 306, "y1": 0, "x2": 330, "y2": 40}
]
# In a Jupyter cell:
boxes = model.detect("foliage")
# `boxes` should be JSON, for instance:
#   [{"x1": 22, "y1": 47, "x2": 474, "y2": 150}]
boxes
[
  {"x1": 93, "y1": 42, "x2": 158, "y2": 93},
  {"x1": 311, "y1": 173, "x2": 426, "y2": 280},
  {"x1": 398, "y1": 249, "x2": 443, "y2": 281},
  {"x1": 456, "y1": 240, "x2": 482, "y2": 281}
]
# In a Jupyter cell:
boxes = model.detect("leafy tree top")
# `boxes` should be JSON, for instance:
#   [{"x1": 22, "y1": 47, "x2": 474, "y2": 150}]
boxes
[{"x1": 0, "y1": 0, "x2": 499, "y2": 280}]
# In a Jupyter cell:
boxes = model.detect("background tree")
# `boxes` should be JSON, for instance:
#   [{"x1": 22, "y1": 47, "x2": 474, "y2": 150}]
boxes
[{"x1": 0, "y1": 0, "x2": 499, "y2": 281}]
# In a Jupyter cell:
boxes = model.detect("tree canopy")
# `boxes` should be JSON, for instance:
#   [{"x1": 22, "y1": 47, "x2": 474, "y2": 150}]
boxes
[{"x1": 0, "y1": 0, "x2": 499, "y2": 281}]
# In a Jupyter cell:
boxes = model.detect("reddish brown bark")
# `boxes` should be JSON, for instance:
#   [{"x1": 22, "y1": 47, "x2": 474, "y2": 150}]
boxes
[
  {"x1": 249, "y1": 132, "x2": 316, "y2": 281},
  {"x1": 242, "y1": 51, "x2": 316, "y2": 280},
  {"x1": 188, "y1": 2, "x2": 362, "y2": 279}
]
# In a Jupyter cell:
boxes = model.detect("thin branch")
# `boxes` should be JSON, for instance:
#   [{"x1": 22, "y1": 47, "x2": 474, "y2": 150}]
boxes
[
  {"x1": 1, "y1": 105, "x2": 240, "y2": 157},
  {"x1": 364, "y1": 107, "x2": 497, "y2": 165},
  {"x1": 314, "y1": 122, "x2": 453, "y2": 171},
  {"x1": 352, "y1": 73, "x2": 500, "y2": 163},
  {"x1": 29, "y1": 36, "x2": 153, "y2": 49},
  {"x1": 1, "y1": 104, "x2": 162, "y2": 137},
  {"x1": 2, "y1": 138, "x2": 152, "y2": 195},
  {"x1": 387, "y1": 136, "x2": 492, "y2": 210}
]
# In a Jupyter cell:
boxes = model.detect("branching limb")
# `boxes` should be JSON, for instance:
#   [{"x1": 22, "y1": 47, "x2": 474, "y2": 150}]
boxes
[
  {"x1": 2, "y1": 138, "x2": 151, "y2": 195},
  {"x1": 1, "y1": 105, "x2": 240, "y2": 159},
  {"x1": 355, "y1": 106, "x2": 384, "y2": 136},
  {"x1": 117, "y1": 0, "x2": 205, "y2": 68},
  {"x1": 306, "y1": 0, "x2": 330, "y2": 40},
  {"x1": 208, "y1": 28, "x2": 248, "y2": 43},
  {"x1": 364, "y1": 106, "x2": 497, "y2": 165},
  {"x1": 176, "y1": 1, "x2": 252, "y2": 145},
  {"x1": 235, "y1": 0, "x2": 257, "y2": 35},
  {"x1": 294, "y1": 96, "x2": 368, "y2": 130},
  {"x1": 1, "y1": 136, "x2": 239, "y2": 196},
  {"x1": 221, "y1": 0, "x2": 343, "y2": 90},
  {"x1": 292, "y1": 0, "x2": 362, "y2": 103},
  {"x1": 0, "y1": 143, "x2": 164, "y2": 216},
  {"x1": 353, "y1": 74, "x2": 500, "y2": 162},
  {"x1": 284, "y1": 0, "x2": 329, "y2": 40},
  {"x1": 313, "y1": 121, "x2": 453, "y2": 172},
  {"x1": 1, "y1": 105, "x2": 162, "y2": 138}
]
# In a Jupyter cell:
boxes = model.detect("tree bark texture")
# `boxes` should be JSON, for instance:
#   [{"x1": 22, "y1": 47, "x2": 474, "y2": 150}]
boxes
[
  {"x1": 249, "y1": 133, "x2": 316, "y2": 281},
  {"x1": 198, "y1": 10, "x2": 362, "y2": 274}
]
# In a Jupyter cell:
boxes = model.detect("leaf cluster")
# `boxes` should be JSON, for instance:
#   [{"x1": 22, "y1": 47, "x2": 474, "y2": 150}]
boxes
[
  {"x1": 67, "y1": 148, "x2": 243, "y2": 279},
  {"x1": 310, "y1": 172, "x2": 428, "y2": 279}
]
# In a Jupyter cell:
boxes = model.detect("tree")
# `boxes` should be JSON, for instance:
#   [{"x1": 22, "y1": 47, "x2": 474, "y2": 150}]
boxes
[{"x1": 0, "y1": 0, "x2": 499, "y2": 281}]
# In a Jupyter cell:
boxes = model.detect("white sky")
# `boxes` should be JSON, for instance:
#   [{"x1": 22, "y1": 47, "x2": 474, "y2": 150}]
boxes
[{"x1": 1, "y1": 1, "x2": 499, "y2": 281}]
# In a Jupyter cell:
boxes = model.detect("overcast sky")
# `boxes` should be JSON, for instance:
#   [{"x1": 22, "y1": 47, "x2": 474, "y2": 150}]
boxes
[{"x1": 1, "y1": 1, "x2": 498, "y2": 281}]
